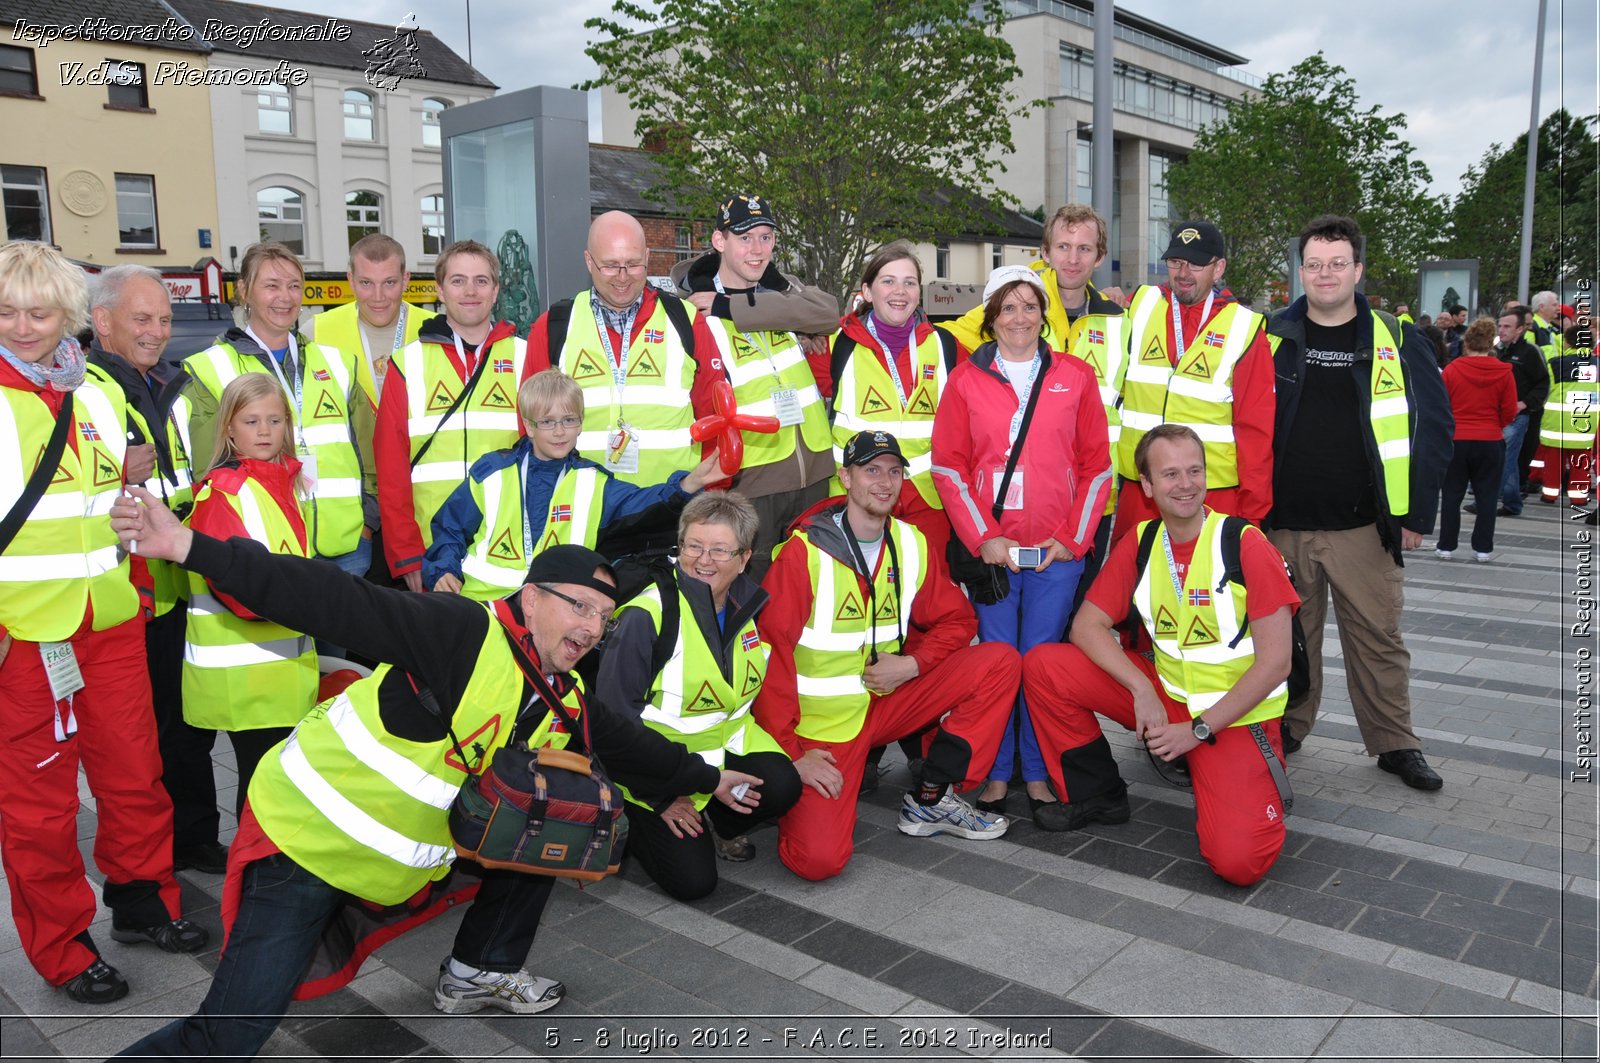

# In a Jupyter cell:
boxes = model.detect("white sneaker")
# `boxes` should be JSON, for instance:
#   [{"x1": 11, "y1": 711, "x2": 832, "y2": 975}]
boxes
[
  {"x1": 434, "y1": 959, "x2": 564, "y2": 1014},
  {"x1": 897, "y1": 791, "x2": 1008, "y2": 840},
  {"x1": 1474, "y1": 551, "x2": 1493, "y2": 563},
  {"x1": 1434, "y1": 548, "x2": 1454, "y2": 559}
]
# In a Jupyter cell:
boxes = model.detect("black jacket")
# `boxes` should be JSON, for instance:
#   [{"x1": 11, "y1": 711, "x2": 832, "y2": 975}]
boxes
[
  {"x1": 182, "y1": 533, "x2": 720, "y2": 799},
  {"x1": 1266, "y1": 293, "x2": 1454, "y2": 564},
  {"x1": 1497, "y1": 338, "x2": 1550, "y2": 412}
]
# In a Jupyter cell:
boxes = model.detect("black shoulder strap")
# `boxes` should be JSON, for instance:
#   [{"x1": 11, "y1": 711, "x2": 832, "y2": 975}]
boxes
[
  {"x1": 499, "y1": 626, "x2": 594, "y2": 755},
  {"x1": 934, "y1": 326, "x2": 959, "y2": 372},
  {"x1": 650, "y1": 567, "x2": 681, "y2": 680},
  {"x1": 829, "y1": 334, "x2": 858, "y2": 395},
  {"x1": 546, "y1": 299, "x2": 574, "y2": 362},
  {"x1": 1217, "y1": 515, "x2": 1248, "y2": 589},
  {"x1": 991, "y1": 357, "x2": 1047, "y2": 523},
  {"x1": 1, "y1": 393, "x2": 74, "y2": 555},
  {"x1": 1124, "y1": 518, "x2": 1163, "y2": 626},
  {"x1": 658, "y1": 294, "x2": 695, "y2": 357},
  {"x1": 409, "y1": 342, "x2": 492, "y2": 470}
]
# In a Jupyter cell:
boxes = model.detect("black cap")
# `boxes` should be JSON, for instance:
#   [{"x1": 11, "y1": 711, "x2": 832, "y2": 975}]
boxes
[
  {"x1": 841, "y1": 429, "x2": 909, "y2": 468},
  {"x1": 717, "y1": 193, "x2": 779, "y2": 233},
  {"x1": 525, "y1": 544, "x2": 619, "y2": 601},
  {"x1": 1161, "y1": 221, "x2": 1225, "y2": 265}
]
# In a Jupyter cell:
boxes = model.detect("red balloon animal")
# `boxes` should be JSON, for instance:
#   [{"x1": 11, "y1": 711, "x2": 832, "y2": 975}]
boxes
[{"x1": 689, "y1": 381, "x2": 781, "y2": 476}]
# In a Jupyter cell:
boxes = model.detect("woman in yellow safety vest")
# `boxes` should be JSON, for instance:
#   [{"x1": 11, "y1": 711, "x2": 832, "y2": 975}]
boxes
[
  {"x1": 182, "y1": 374, "x2": 318, "y2": 813},
  {"x1": 0, "y1": 240, "x2": 205, "y2": 1004}
]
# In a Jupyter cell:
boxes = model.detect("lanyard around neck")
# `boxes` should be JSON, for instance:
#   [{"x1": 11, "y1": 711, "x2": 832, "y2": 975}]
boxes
[
  {"x1": 863, "y1": 313, "x2": 912, "y2": 405},
  {"x1": 839, "y1": 510, "x2": 902, "y2": 664},
  {"x1": 1170, "y1": 289, "x2": 1215, "y2": 361}
]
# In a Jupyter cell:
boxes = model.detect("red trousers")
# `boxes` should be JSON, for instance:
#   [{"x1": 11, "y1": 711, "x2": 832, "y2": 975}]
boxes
[
  {"x1": 778, "y1": 641, "x2": 1019, "y2": 881},
  {"x1": 1022, "y1": 643, "x2": 1286, "y2": 886},
  {"x1": 1534, "y1": 444, "x2": 1593, "y2": 503},
  {"x1": 0, "y1": 616, "x2": 181, "y2": 985}
]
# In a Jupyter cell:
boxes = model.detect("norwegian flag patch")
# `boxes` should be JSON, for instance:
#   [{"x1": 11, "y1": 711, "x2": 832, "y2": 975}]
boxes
[
  {"x1": 741, "y1": 629, "x2": 761, "y2": 651},
  {"x1": 1188, "y1": 588, "x2": 1211, "y2": 606},
  {"x1": 1376, "y1": 346, "x2": 1398, "y2": 360},
  {"x1": 640, "y1": 328, "x2": 665, "y2": 343},
  {"x1": 311, "y1": 368, "x2": 331, "y2": 381},
  {"x1": 492, "y1": 358, "x2": 514, "y2": 373},
  {"x1": 1087, "y1": 328, "x2": 1106, "y2": 345},
  {"x1": 922, "y1": 364, "x2": 936, "y2": 379},
  {"x1": 79, "y1": 423, "x2": 100, "y2": 441},
  {"x1": 1203, "y1": 330, "x2": 1226, "y2": 348},
  {"x1": 550, "y1": 504, "x2": 572, "y2": 522}
]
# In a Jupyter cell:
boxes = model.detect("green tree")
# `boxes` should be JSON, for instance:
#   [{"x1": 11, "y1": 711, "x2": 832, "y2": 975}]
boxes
[
  {"x1": 584, "y1": 0, "x2": 1031, "y2": 298},
  {"x1": 1165, "y1": 53, "x2": 1445, "y2": 308},
  {"x1": 1444, "y1": 109, "x2": 1598, "y2": 308}
]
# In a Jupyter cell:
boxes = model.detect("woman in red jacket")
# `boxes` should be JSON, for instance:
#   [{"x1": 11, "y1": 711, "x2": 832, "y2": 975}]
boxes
[
  {"x1": 931, "y1": 266, "x2": 1112, "y2": 824},
  {"x1": 1437, "y1": 318, "x2": 1518, "y2": 562}
]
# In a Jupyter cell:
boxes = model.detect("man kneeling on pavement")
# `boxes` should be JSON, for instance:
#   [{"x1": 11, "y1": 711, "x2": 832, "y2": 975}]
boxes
[{"x1": 1024, "y1": 424, "x2": 1297, "y2": 886}]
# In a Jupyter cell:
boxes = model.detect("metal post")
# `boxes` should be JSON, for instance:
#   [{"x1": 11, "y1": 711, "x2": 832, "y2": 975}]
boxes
[
  {"x1": 1517, "y1": 0, "x2": 1547, "y2": 306},
  {"x1": 465, "y1": 0, "x2": 474, "y2": 68},
  {"x1": 1092, "y1": 0, "x2": 1114, "y2": 288}
]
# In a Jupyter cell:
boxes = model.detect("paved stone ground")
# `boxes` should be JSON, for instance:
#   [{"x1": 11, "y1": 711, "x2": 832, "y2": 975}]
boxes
[{"x1": 2, "y1": 502, "x2": 1596, "y2": 1062}]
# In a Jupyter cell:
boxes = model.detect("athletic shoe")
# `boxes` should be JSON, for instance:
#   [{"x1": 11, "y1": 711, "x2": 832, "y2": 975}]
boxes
[
  {"x1": 896, "y1": 790, "x2": 1008, "y2": 840},
  {"x1": 61, "y1": 958, "x2": 128, "y2": 1004},
  {"x1": 1434, "y1": 548, "x2": 1454, "y2": 559},
  {"x1": 434, "y1": 959, "x2": 564, "y2": 1015},
  {"x1": 110, "y1": 917, "x2": 209, "y2": 954},
  {"x1": 1474, "y1": 552, "x2": 1493, "y2": 563}
]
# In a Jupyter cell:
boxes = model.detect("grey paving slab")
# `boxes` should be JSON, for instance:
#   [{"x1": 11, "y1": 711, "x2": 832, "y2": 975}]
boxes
[{"x1": 1314, "y1": 1006, "x2": 1561, "y2": 1062}]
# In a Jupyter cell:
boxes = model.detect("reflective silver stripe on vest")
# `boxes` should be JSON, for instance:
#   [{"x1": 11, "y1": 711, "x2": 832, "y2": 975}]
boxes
[
  {"x1": 0, "y1": 546, "x2": 120, "y2": 580},
  {"x1": 406, "y1": 411, "x2": 520, "y2": 437},
  {"x1": 574, "y1": 426, "x2": 690, "y2": 454},
  {"x1": 323, "y1": 694, "x2": 461, "y2": 808},
  {"x1": 184, "y1": 635, "x2": 313, "y2": 668}
]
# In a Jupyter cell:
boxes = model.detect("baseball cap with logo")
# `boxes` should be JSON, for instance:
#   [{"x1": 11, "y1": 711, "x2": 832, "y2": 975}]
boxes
[
  {"x1": 525, "y1": 543, "x2": 619, "y2": 600},
  {"x1": 1161, "y1": 221, "x2": 1226, "y2": 265},
  {"x1": 842, "y1": 430, "x2": 909, "y2": 468},
  {"x1": 717, "y1": 194, "x2": 779, "y2": 233}
]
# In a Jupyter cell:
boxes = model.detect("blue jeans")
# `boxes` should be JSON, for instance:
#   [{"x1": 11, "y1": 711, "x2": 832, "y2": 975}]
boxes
[
  {"x1": 314, "y1": 538, "x2": 373, "y2": 657},
  {"x1": 975, "y1": 558, "x2": 1085, "y2": 784},
  {"x1": 1499, "y1": 413, "x2": 1530, "y2": 512}
]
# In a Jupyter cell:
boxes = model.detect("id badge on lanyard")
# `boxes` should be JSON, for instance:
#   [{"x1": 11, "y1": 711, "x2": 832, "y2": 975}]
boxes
[
  {"x1": 248, "y1": 326, "x2": 314, "y2": 488},
  {"x1": 592, "y1": 298, "x2": 640, "y2": 473},
  {"x1": 1170, "y1": 290, "x2": 1215, "y2": 366},
  {"x1": 39, "y1": 642, "x2": 84, "y2": 740}
]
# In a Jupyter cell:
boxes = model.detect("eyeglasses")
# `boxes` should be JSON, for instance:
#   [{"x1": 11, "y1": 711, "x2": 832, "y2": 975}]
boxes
[
  {"x1": 1301, "y1": 259, "x2": 1354, "y2": 274},
  {"x1": 537, "y1": 584, "x2": 618, "y2": 633},
  {"x1": 1166, "y1": 257, "x2": 1215, "y2": 272},
  {"x1": 532, "y1": 416, "x2": 581, "y2": 431},
  {"x1": 594, "y1": 262, "x2": 647, "y2": 277},
  {"x1": 678, "y1": 542, "x2": 744, "y2": 563}
]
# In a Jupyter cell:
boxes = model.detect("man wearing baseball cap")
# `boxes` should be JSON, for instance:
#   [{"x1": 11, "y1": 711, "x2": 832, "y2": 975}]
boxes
[
  {"x1": 1115, "y1": 220, "x2": 1275, "y2": 539},
  {"x1": 670, "y1": 193, "x2": 842, "y2": 578},
  {"x1": 754, "y1": 430, "x2": 1021, "y2": 881},
  {"x1": 107, "y1": 490, "x2": 763, "y2": 1057}
]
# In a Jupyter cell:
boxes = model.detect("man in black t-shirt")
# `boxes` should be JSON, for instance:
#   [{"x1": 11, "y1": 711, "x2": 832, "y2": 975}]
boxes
[{"x1": 1265, "y1": 216, "x2": 1453, "y2": 791}]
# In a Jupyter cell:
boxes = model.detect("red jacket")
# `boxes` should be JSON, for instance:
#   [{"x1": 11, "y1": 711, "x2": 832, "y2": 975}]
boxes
[
  {"x1": 1443, "y1": 355, "x2": 1519, "y2": 441},
  {"x1": 189, "y1": 458, "x2": 307, "y2": 619},
  {"x1": 753, "y1": 504, "x2": 976, "y2": 756},
  {"x1": 930, "y1": 343, "x2": 1112, "y2": 557}
]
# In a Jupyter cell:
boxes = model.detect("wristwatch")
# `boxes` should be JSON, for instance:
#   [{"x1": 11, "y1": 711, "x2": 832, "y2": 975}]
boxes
[{"x1": 1191, "y1": 717, "x2": 1217, "y2": 745}]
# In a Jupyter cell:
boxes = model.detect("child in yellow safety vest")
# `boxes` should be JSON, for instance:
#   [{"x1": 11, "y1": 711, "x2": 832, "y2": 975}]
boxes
[
  {"x1": 182, "y1": 374, "x2": 318, "y2": 814},
  {"x1": 425, "y1": 369, "x2": 722, "y2": 600}
]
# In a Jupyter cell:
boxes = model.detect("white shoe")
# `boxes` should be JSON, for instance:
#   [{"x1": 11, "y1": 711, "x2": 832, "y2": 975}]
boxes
[
  {"x1": 897, "y1": 790, "x2": 1008, "y2": 839},
  {"x1": 434, "y1": 959, "x2": 564, "y2": 1014},
  {"x1": 1434, "y1": 548, "x2": 1454, "y2": 559},
  {"x1": 1474, "y1": 551, "x2": 1493, "y2": 563}
]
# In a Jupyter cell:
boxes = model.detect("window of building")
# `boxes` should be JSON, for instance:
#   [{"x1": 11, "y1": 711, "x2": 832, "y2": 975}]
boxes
[
  {"x1": 674, "y1": 223, "x2": 694, "y2": 262},
  {"x1": 992, "y1": 243, "x2": 1004, "y2": 270},
  {"x1": 106, "y1": 60, "x2": 148, "y2": 109},
  {"x1": 0, "y1": 44, "x2": 39, "y2": 96},
  {"x1": 257, "y1": 186, "x2": 305, "y2": 255},
  {"x1": 1148, "y1": 151, "x2": 1179, "y2": 279},
  {"x1": 421, "y1": 97, "x2": 449, "y2": 148},
  {"x1": 346, "y1": 190, "x2": 382, "y2": 247},
  {"x1": 115, "y1": 173, "x2": 159, "y2": 248},
  {"x1": 1, "y1": 165, "x2": 51, "y2": 242},
  {"x1": 344, "y1": 89, "x2": 375, "y2": 141},
  {"x1": 421, "y1": 194, "x2": 445, "y2": 256},
  {"x1": 935, "y1": 241, "x2": 950, "y2": 281},
  {"x1": 258, "y1": 81, "x2": 292, "y2": 134}
]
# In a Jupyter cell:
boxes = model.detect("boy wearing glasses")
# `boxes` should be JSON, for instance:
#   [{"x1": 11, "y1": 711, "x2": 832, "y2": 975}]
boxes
[{"x1": 425, "y1": 369, "x2": 722, "y2": 600}]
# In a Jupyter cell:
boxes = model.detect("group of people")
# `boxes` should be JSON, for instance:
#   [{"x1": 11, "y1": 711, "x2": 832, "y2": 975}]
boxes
[{"x1": 3, "y1": 188, "x2": 1587, "y2": 1057}]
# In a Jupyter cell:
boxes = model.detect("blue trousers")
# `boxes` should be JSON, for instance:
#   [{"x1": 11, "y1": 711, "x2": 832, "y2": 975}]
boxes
[
  {"x1": 975, "y1": 558, "x2": 1085, "y2": 783},
  {"x1": 1499, "y1": 413, "x2": 1531, "y2": 513}
]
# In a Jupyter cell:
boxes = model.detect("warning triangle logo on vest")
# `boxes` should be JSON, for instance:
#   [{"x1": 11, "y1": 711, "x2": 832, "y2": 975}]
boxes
[
  {"x1": 427, "y1": 381, "x2": 456, "y2": 412},
  {"x1": 1141, "y1": 335, "x2": 1166, "y2": 364},
  {"x1": 731, "y1": 335, "x2": 764, "y2": 363},
  {"x1": 42, "y1": 444, "x2": 73, "y2": 485},
  {"x1": 1181, "y1": 613, "x2": 1219, "y2": 647},
  {"x1": 1077, "y1": 344, "x2": 1105, "y2": 379},
  {"x1": 1180, "y1": 349, "x2": 1211, "y2": 379},
  {"x1": 313, "y1": 391, "x2": 344, "y2": 420},
  {"x1": 488, "y1": 527, "x2": 521, "y2": 561},
  {"x1": 480, "y1": 381, "x2": 515, "y2": 409},
  {"x1": 91, "y1": 449, "x2": 121, "y2": 488},
  {"x1": 907, "y1": 387, "x2": 936, "y2": 416},
  {"x1": 741, "y1": 660, "x2": 762, "y2": 697},
  {"x1": 1374, "y1": 367, "x2": 1403, "y2": 396},
  {"x1": 444, "y1": 715, "x2": 502, "y2": 774},
  {"x1": 834, "y1": 591, "x2": 864, "y2": 622},
  {"x1": 874, "y1": 594, "x2": 898, "y2": 621},
  {"x1": 569, "y1": 350, "x2": 608, "y2": 382},
  {"x1": 1153, "y1": 604, "x2": 1179, "y2": 636},
  {"x1": 859, "y1": 386, "x2": 892, "y2": 415},
  {"x1": 687, "y1": 680, "x2": 726, "y2": 713},
  {"x1": 538, "y1": 527, "x2": 563, "y2": 552},
  {"x1": 276, "y1": 537, "x2": 295, "y2": 554},
  {"x1": 625, "y1": 349, "x2": 663, "y2": 380}
]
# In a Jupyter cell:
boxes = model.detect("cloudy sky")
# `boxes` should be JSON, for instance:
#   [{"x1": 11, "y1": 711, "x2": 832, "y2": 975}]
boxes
[{"x1": 316, "y1": 0, "x2": 1596, "y2": 198}]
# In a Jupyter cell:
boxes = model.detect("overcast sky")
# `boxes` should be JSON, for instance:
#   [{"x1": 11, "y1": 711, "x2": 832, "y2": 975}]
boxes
[{"x1": 313, "y1": 0, "x2": 1597, "y2": 199}]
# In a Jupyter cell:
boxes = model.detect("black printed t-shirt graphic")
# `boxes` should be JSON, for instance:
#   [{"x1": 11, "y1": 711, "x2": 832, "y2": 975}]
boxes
[{"x1": 1274, "y1": 316, "x2": 1377, "y2": 531}]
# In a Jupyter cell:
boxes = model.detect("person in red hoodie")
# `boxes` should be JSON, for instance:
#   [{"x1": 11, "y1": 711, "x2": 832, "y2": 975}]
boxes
[
  {"x1": 1437, "y1": 318, "x2": 1518, "y2": 561},
  {"x1": 930, "y1": 266, "x2": 1112, "y2": 824},
  {"x1": 0, "y1": 240, "x2": 204, "y2": 1005}
]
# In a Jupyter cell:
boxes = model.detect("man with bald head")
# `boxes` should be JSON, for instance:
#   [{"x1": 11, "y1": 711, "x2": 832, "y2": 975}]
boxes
[
  {"x1": 88, "y1": 266, "x2": 227, "y2": 873},
  {"x1": 522, "y1": 212, "x2": 722, "y2": 501}
]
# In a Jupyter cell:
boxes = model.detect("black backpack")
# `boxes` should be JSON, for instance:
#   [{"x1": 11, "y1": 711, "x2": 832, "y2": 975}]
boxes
[
  {"x1": 1128, "y1": 515, "x2": 1310, "y2": 701},
  {"x1": 545, "y1": 292, "x2": 696, "y2": 361}
]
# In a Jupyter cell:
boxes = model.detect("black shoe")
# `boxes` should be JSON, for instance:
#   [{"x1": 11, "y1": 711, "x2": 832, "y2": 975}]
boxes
[
  {"x1": 62, "y1": 958, "x2": 128, "y2": 1004},
  {"x1": 1032, "y1": 784, "x2": 1131, "y2": 832},
  {"x1": 1377, "y1": 749, "x2": 1443, "y2": 791},
  {"x1": 110, "y1": 917, "x2": 209, "y2": 954},
  {"x1": 976, "y1": 791, "x2": 1009, "y2": 814},
  {"x1": 1280, "y1": 723, "x2": 1303, "y2": 756},
  {"x1": 1497, "y1": 506, "x2": 1520, "y2": 517},
  {"x1": 1462, "y1": 502, "x2": 1477, "y2": 514},
  {"x1": 174, "y1": 842, "x2": 230, "y2": 875}
]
